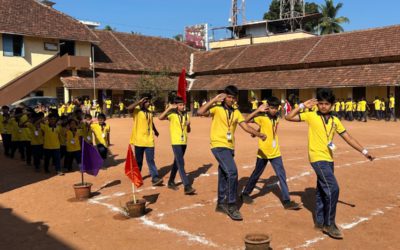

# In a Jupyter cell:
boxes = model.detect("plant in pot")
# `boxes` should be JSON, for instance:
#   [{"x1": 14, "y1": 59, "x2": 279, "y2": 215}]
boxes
[{"x1": 73, "y1": 138, "x2": 104, "y2": 200}]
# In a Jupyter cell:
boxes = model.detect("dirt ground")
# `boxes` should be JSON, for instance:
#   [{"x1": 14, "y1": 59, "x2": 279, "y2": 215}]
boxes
[{"x1": 1, "y1": 116, "x2": 400, "y2": 250}]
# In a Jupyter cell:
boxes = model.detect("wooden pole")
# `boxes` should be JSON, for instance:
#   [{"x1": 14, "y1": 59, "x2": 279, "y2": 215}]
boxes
[{"x1": 132, "y1": 183, "x2": 137, "y2": 204}]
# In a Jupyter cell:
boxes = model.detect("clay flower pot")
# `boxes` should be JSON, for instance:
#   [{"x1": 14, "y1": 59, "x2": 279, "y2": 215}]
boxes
[
  {"x1": 126, "y1": 199, "x2": 146, "y2": 217},
  {"x1": 73, "y1": 183, "x2": 93, "y2": 200},
  {"x1": 244, "y1": 233, "x2": 271, "y2": 250}
]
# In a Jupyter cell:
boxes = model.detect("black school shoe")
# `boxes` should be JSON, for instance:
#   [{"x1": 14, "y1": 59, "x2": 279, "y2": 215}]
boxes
[
  {"x1": 240, "y1": 193, "x2": 254, "y2": 204},
  {"x1": 323, "y1": 224, "x2": 344, "y2": 239},
  {"x1": 226, "y1": 204, "x2": 243, "y2": 221},
  {"x1": 152, "y1": 177, "x2": 163, "y2": 186},
  {"x1": 184, "y1": 185, "x2": 196, "y2": 195},
  {"x1": 283, "y1": 200, "x2": 303, "y2": 210},
  {"x1": 215, "y1": 203, "x2": 228, "y2": 214},
  {"x1": 167, "y1": 181, "x2": 179, "y2": 190}
]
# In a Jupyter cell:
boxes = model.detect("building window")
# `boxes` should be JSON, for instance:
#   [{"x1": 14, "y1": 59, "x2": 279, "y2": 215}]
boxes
[{"x1": 2, "y1": 34, "x2": 24, "y2": 57}]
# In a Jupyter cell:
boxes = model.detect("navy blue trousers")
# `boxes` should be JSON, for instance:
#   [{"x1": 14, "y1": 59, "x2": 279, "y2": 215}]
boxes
[
  {"x1": 135, "y1": 146, "x2": 159, "y2": 181},
  {"x1": 169, "y1": 145, "x2": 189, "y2": 186}
]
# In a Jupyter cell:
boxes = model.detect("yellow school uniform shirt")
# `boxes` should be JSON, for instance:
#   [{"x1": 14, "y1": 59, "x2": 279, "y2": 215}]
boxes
[
  {"x1": 91, "y1": 123, "x2": 110, "y2": 147},
  {"x1": 359, "y1": 100, "x2": 367, "y2": 112},
  {"x1": 299, "y1": 112, "x2": 346, "y2": 163},
  {"x1": 41, "y1": 124, "x2": 61, "y2": 149},
  {"x1": 1, "y1": 118, "x2": 12, "y2": 135},
  {"x1": 334, "y1": 102, "x2": 341, "y2": 112},
  {"x1": 356, "y1": 102, "x2": 361, "y2": 112},
  {"x1": 84, "y1": 100, "x2": 90, "y2": 106},
  {"x1": 389, "y1": 97, "x2": 395, "y2": 109},
  {"x1": 81, "y1": 123, "x2": 93, "y2": 143},
  {"x1": 105, "y1": 100, "x2": 112, "y2": 109},
  {"x1": 345, "y1": 101, "x2": 353, "y2": 112},
  {"x1": 119, "y1": 102, "x2": 124, "y2": 111},
  {"x1": 59, "y1": 127, "x2": 67, "y2": 146},
  {"x1": 66, "y1": 129, "x2": 82, "y2": 152},
  {"x1": 95, "y1": 104, "x2": 101, "y2": 112},
  {"x1": 130, "y1": 107, "x2": 154, "y2": 147},
  {"x1": 167, "y1": 112, "x2": 190, "y2": 145},
  {"x1": 381, "y1": 102, "x2": 386, "y2": 111},
  {"x1": 209, "y1": 105, "x2": 245, "y2": 149},
  {"x1": 373, "y1": 99, "x2": 381, "y2": 110},
  {"x1": 262, "y1": 100, "x2": 267, "y2": 105},
  {"x1": 254, "y1": 115, "x2": 281, "y2": 159},
  {"x1": 251, "y1": 101, "x2": 258, "y2": 110},
  {"x1": 194, "y1": 101, "x2": 200, "y2": 109},
  {"x1": 352, "y1": 102, "x2": 357, "y2": 111},
  {"x1": 29, "y1": 124, "x2": 44, "y2": 145},
  {"x1": 340, "y1": 102, "x2": 345, "y2": 111},
  {"x1": 67, "y1": 104, "x2": 74, "y2": 113}
]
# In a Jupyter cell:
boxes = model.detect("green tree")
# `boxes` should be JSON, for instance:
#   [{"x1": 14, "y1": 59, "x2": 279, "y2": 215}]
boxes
[
  {"x1": 319, "y1": 0, "x2": 349, "y2": 34},
  {"x1": 104, "y1": 25, "x2": 116, "y2": 31},
  {"x1": 263, "y1": 0, "x2": 321, "y2": 33},
  {"x1": 173, "y1": 34, "x2": 183, "y2": 42}
]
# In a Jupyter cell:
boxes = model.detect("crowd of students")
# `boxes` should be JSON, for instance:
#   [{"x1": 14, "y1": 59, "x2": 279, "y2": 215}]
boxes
[
  {"x1": 1, "y1": 87, "x2": 380, "y2": 240},
  {"x1": 0, "y1": 104, "x2": 110, "y2": 176}
]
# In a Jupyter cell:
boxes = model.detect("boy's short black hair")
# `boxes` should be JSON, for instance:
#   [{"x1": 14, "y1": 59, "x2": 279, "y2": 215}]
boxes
[
  {"x1": 141, "y1": 93, "x2": 152, "y2": 100},
  {"x1": 2, "y1": 105, "x2": 9, "y2": 110},
  {"x1": 98, "y1": 113, "x2": 106, "y2": 120},
  {"x1": 316, "y1": 88, "x2": 335, "y2": 104},
  {"x1": 48, "y1": 113, "x2": 58, "y2": 119},
  {"x1": 223, "y1": 85, "x2": 239, "y2": 97},
  {"x1": 173, "y1": 96, "x2": 184, "y2": 104},
  {"x1": 267, "y1": 96, "x2": 281, "y2": 107},
  {"x1": 84, "y1": 114, "x2": 92, "y2": 119}
]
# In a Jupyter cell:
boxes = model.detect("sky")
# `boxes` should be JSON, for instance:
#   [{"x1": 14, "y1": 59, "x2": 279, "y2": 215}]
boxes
[{"x1": 55, "y1": 0, "x2": 400, "y2": 39}]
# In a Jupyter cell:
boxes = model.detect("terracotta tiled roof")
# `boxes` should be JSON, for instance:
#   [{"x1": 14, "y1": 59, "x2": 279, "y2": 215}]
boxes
[
  {"x1": 61, "y1": 71, "x2": 178, "y2": 90},
  {"x1": 193, "y1": 25, "x2": 400, "y2": 73},
  {"x1": 0, "y1": 0, "x2": 98, "y2": 42},
  {"x1": 93, "y1": 30, "x2": 195, "y2": 73},
  {"x1": 191, "y1": 62, "x2": 400, "y2": 90}
]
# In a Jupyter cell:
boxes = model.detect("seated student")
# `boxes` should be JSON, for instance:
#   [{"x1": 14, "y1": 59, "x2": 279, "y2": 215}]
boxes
[
  {"x1": 40, "y1": 113, "x2": 63, "y2": 175},
  {"x1": 91, "y1": 114, "x2": 110, "y2": 163},
  {"x1": 241, "y1": 96, "x2": 302, "y2": 210},
  {"x1": 197, "y1": 85, "x2": 266, "y2": 221},
  {"x1": 158, "y1": 96, "x2": 196, "y2": 195},
  {"x1": 286, "y1": 88, "x2": 375, "y2": 239},
  {"x1": 29, "y1": 112, "x2": 44, "y2": 172},
  {"x1": 64, "y1": 119, "x2": 82, "y2": 172},
  {"x1": 127, "y1": 94, "x2": 163, "y2": 186}
]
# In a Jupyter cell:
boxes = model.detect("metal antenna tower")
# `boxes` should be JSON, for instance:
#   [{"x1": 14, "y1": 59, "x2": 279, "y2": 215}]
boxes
[
  {"x1": 230, "y1": 0, "x2": 246, "y2": 38},
  {"x1": 279, "y1": 0, "x2": 306, "y2": 31}
]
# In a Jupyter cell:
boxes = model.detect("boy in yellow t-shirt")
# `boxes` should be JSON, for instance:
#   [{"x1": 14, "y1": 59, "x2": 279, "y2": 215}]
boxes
[
  {"x1": 1, "y1": 106, "x2": 12, "y2": 157},
  {"x1": 241, "y1": 96, "x2": 302, "y2": 210},
  {"x1": 118, "y1": 100, "x2": 126, "y2": 118},
  {"x1": 345, "y1": 98, "x2": 354, "y2": 121},
  {"x1": 192, "y1": 100, "x2": 200, "y2": 117},
  {"x1": 40, "y1": 113, "x2": 63, "y2": 175},
  {"x1": 389, "y1": 94, "x2": 397, "y2": 121},
  {"x1": 158, "y1": 96, "x2": 195, "y2": 195},
  {"x1": 286, "y1": 88, "x2": 375, "y2": 240},
  {"x1": 81, "y1": 114, "x2": 93, "y2": 144},
  {"x1": 251, "y1": 98, "x2": 258, "y2": 111},
  {"x1": 29, "y1": 112, "x2": 44, "y2": 171},
  {"x1": 127, "y1": 94, "x2": 162, "y2": 186},
  {"x1": 197, "y1": 85, "x2": 266, "y2": 221},
  {"x1": 105, "y1": 98, "x2": 112, "y2": 118},
  {"x1": 358, "y1": 97, "x2": 368, "y2": 122},
  {"x1": 64, "y1": 119, "x2": 82, "y2": 172},
  {"x1": 90, "y1": 114, "x2": 110, "y2": 162},
  {"x1": 373, "y1": 96, "x2": 381, "y2": 120}
]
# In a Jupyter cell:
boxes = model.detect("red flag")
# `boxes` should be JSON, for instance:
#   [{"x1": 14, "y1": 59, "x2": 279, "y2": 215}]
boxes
[
  {"x1": 177, "y1": 68, "x2": 187, "y2": 103},
  {"x1": 125, "y1": 145, "x2": 143, "y2": 188}
]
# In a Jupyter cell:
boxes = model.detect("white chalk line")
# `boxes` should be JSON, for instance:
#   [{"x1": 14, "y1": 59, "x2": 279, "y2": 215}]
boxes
[
  {"x1": 156, "y1": 203, "x2": 205, "y2": 218},
  {"x1": 87, "y1": 198, "x2": 219, "y2": 248},
  {"x1": 286, "y1": 203, "x2": 398, "y2": 249}
]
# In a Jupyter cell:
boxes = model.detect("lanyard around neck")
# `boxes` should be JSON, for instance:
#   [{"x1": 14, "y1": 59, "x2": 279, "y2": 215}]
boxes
[{"x1": 320, "y1": 115, "x2": 335, "y2": 141}]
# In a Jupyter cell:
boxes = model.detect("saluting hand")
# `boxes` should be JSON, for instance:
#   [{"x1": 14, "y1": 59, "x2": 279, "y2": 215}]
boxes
[
  {"x1": 304, "y1": 99, "x2": 318, "y2": 109},
  {"x1": 257, "y1": 103, "x2": 269, "y2": 112},
  {"x1": 213, "y1": 93, "x2": 226, "y2": 103}
]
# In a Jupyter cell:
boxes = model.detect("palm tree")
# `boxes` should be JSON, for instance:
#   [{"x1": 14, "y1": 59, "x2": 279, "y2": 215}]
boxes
[{"x1": 319, "y1": 0, "x2": 349, "y2": 34}]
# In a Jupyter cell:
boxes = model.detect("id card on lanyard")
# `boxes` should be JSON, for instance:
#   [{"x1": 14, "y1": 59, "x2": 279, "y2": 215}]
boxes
[
  {"x1": 177, "y1": 112, "x2": 186, "y2": 142},
  {"x1": 145, "y1": 111, "x2": 152, "y2": 135},
  {"x1": 225, "y1": 108, "x2": 234, "y2": 141},
  {"x1": 271, "y1": 118, "x2": 279, "y2": 148},
  {"x1": 321, "y1": 116, "x2": 336, "y2": 151}
]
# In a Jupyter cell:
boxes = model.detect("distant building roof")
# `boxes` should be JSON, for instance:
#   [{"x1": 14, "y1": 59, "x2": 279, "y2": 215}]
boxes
[{"x1": 0, "y1": 0, "x2": 98, "y2": 42}]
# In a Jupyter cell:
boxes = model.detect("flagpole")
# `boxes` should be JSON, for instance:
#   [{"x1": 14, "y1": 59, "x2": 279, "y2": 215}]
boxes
[
  {"x1": 130, "y1": 145, "x2": 137, "y2": 204},
  {"x1": 81, "y1": 137, "x2": 85, "y2": 185}
]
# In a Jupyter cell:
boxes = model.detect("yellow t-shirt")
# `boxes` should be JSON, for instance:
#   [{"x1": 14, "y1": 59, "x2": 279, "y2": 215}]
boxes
[
  {"x1": 334, "y1": 102, "x2": 341, "y2": 112},
  {"x1": 81, "y1": 122, "x2": 93, "y2": 143},
  {"x1": 1, "y1": 116, "x2": 12, "y2": 135},
  {"x1": 352, "y1": 102, "x2": 357, "y2": 111},
  {"x1": 194, "y1": 101, "x2": 200, "y2": 109},
  {"x1": 359, "y1": 100, "x2": 367, "y2": 112},
  {"x1": 130, "y1": 107, "x2": 154, "y2": 147},
  {"x1": 41, "y1": 124, "x2": 61, "y2": 149},
  {"x1": 262, "y1": 100, "x2": 267, "y2": 106},
  {"x1": 59, "y1": 127, "x2": 67, "y2": 146},
  {"x1": 345, "y1": 101, "x2": 353, "y2": 112},
  {"x1": 67, "y1": 104, "x2": 74, "y2": 113},
  {"x1": 105, "y1": 100, "x2": 112, "y2": 109},
  {"x1": 356, "y1": 102, "x2": 361, "y2": 112},
  {"x1": 299, "y1": 112, "x2": 346, "y2": 163},
  {"x1": 251, "y1": 101, "x2": 258, "y2": 110},
  {"x1": 12, "y1": 116, "x2": 30, "y2": 141},
  {"x1": 29, "y1": 123, "x2": 43, "y2": 145},
  {"x1": 91, "y1": 123, "x2": 110, "y2": 147},
  {"x1": 95, "y1": 104, "x2": 101, "y2": 112},
  {"x1": 373, "y1": 100, "x2": 381, "y2": 110},
  {"x1": 66, "y1": 129, "x2": 82, "y2": 152},
  {"x1": 209, "y1": 105, "x2": 245, "y2": 149},
  {"x1": 340, "y1": 102, "x2": 345, "y2": 111},
  {"x1": 119, "y1": 102, "x2": 124, "y2": 111},
  {"x1": 167, "y1": 112, "x2": 190, "y2": 145},
  {"x1": 381, "y1": 102, "x2": 386, "y2": 111},
  {"x1": 254, "y1": 115, "x2": 281, "y2": 159},
  {"x1": 389, "y1": 97, "x2": 395, "y2": 109}
]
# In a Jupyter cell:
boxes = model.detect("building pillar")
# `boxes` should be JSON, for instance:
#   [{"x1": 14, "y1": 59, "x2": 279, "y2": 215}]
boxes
[{"x1": 64, "y1": 87, "x2": 70, "y2": 103}]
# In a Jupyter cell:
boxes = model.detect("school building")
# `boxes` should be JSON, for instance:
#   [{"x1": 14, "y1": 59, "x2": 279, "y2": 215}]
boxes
[{"x1": 1, "y1": 0, "x2": 400, "y2": 116}]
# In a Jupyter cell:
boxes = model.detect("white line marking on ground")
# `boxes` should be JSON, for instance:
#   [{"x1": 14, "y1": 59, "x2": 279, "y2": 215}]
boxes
[
  {"x1": 156, "y1": 203, "x2": 205, "y2": 218},
  {"x1": 87, "y1": 198, "x2": 218, "y2": 247}
]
